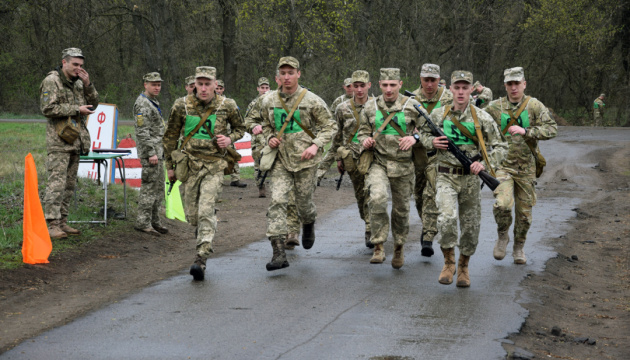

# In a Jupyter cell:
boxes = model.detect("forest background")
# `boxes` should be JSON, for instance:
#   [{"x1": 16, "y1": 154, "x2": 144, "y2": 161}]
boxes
[{"x1": 0, "y1": 0, "x2": 628, "y2": 126}]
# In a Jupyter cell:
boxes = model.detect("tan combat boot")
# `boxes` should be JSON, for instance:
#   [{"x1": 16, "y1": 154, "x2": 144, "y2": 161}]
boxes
[
  {"x1": 285, "y1": 233, "x2": 300, "y2": 250},
  {"x1": 370, "y1": 244, "x2": 385, "y2": 264},
  {"x1": 438, "y1": 247, "x2": 456, "y2": 284},
  {"x1": 456, "y1": 254, "x2": 471, "y2": 287},
  {"x1": 513, "y1": 240, "x2": 527, "y2": 264},
  {"x1": 59, "y1": 222, "x2": 80, "y2": 235},
  {"x1": 47, "y1": 220, "x2": 68, "y2": 239},
  {"x1": 493, "y1": 231, "x2": 509, "y2": 260},
  {"x1": 391, "y1": 244, "x2": 404, "y2": 269}
]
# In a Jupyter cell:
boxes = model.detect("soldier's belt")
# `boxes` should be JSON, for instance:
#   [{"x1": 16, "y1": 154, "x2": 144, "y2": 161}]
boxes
[{"x1": 438, "y1": 165, "x2": 467, "y2": 176}]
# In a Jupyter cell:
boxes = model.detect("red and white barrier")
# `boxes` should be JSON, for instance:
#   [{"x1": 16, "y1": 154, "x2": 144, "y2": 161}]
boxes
[{"x1": 113, "y1": 134, "x2": 254, "y2": 188}]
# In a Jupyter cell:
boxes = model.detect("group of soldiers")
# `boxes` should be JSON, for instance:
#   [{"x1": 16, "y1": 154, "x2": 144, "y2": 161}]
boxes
[{"x1": 40, "y1": 48, "x2": 561, "y2": 287}]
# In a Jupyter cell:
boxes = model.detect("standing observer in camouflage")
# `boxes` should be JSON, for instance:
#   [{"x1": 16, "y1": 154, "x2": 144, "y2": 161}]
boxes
[
  {"x1": 244, "y1": 77, "x2": 271, "y2": 197},
  {"x1": 316, "y1": 77, "x2": 354, "y2": 184},
  {"x1": 329, "y1": 70, "x2": 374, "y2": 248},
  {"x1": 473, "y1": 81, "x2": 493, "y2": 108},
  {"x1": 485, "y1": 67, "x2": 557, "y2": 264},
  {"x1": 411, "y1": 63, "x2": 453, "y2": 257},
  {"x1": 357, "y1": 68, "x2": 428, "y2": 269},
  {"x1": 593, "y1": 93, "x2": 605, "y2": 126},
  {"x1": 163, "y1": 66, "x2": 245, "y2": 281},
  {"x1": 419, "y1": 70, "x2": 507, "y2": 287},
  {"x1": 133, "y1": 72, "x2": 167, "y2": 236},
  {"x1": 260, "y1": 56, "x2": 336, "y2": 271},
  {"x1": 40, "y1": 47, "x2": 99, "y2": 239}
]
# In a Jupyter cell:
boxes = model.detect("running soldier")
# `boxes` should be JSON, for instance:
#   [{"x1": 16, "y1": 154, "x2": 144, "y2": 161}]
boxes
[
  {"x1": 485, "y1": 67, "x2": 557, "y2": 264},
  {"x1": 357, "y1": 68, "x2": 428, "y2": 269},
  {"x1": 40, "y1": 47, "x2": 99, "y2": 239},
  {"x1": 244, "y1": 77, "x2": 271, "y2": 196},
  {"x1": 260, "y1": 56, "x2": 336, "y2": 271},
  {"x1": 133, "y1": 72, "x2": 167, "y2": 235},
  {"x1": 163, "y1": 66, "x2": 245, "y2": 281},
  {"x1": 593, "y1": 93, "x2": 605, "y2": 126},
  {"x1": 419, "y1": 71, "x2": 507, "y2": 287}
]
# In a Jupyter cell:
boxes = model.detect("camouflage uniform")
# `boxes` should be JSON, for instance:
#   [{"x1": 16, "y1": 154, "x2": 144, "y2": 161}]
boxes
[
  {"x1": 40, "y1": 48, "x2": 99, "y2": 230},
  {"x1": 316, "y1": 88, "x2": 353, "y2": 182},
  {"x1": 245, "y1": 95, "x2": 266, "y2": 173},
  {"x1": 357, "y1": 71, "x2": 426, "y2": 249},
  {"x1": 163, "y1": 68, "x2": 245, "y2": 260},
  {"x1": 473, "y1": 82, "x2": 493, "y2": 108},
  {"x1": 419, "y1": 82, "x2": 507, "y2": 257},
  {"x1": 411, "y1": 74, "x2": 454, "y2": 245},
  {"x1": 260, "y1": 82, "x2": 335, "y2": 240},
  {"x1": 485, "y1": 67, "x2": 557, "y2": 262},
  {"x1": 593, "y1": 95, "x2": 605, "y2": 126},
  {"x1": 134, "y1": 73, "x2": 165, "y2": 230},
  {"x1": 329, "y1": 77, "x2": 374, "y2": 237}
]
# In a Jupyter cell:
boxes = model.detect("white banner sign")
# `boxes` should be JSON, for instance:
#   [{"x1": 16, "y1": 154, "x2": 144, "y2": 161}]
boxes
[{"x1": 77, "y1": 103, "x2": 119, "y2": 183}]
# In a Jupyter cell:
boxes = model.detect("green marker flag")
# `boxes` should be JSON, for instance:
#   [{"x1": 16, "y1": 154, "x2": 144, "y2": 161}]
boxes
[{"x1": 165, "y1": 171, "x2": 187, "y2": 222}]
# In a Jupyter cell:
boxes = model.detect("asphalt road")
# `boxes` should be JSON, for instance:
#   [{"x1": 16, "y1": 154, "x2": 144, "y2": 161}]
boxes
[{"x1": 2, "y1": 127, "x2": 626, "y2": 360}]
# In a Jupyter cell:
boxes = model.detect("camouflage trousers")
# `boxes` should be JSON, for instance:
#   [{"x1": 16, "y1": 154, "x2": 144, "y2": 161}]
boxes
[
  {"x1": 251, "y1": 133, "x2": 265, "y2": 172},
  {"x1": 287, "y1": 188, "x2": 301, "y2": 234},
  {"x1": 348, "y1": 162, "x2": 370, "y2": 232},
  {"x1": 229, "y1": 148, "x2": 241, "y2": 182},
  {"x1": 493, "y1": 168, "x2": 537, "y2": 243},
  {"x1": 184, "y1": 159, "x2": 226, "y2": 259},
  {"x1": 366, "y1": 162, "x2": 414, "y2": 245},
  {"x1": 435, "y1": 171, "x2": 481, "y2": 256},
  {"x1": 136, "y1": 158, "x2": 165, "y2": 228},
  {"x1": 420, "y1": 156, "x2": 439, "y2": 241},
  {"x1": 44, "y1": 151, "x2": 79, "y2": 222},
  {"x1": 266, "y1": 160, "x2": 317, "y2": 238},
  {"x1": 594, "y1": 112, "x2": 603, "y2": 127},
  {"x1": 316, "y1": 147, "x2": 336, "y2": 181}
]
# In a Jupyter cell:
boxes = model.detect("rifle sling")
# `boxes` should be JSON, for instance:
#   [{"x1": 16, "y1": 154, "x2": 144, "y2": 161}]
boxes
[
  {"x1": 346, "y1": 98, "x2": 362, "y2": 145},
  {"x1": 424, "y1": 87, "x2": 444, "y2": 114},
  {"x1": 503, "y1": 96, "x2": 531, "y2": 135},
  {"x1": 180, "y1": 101, "x2": 216, "y2": 149},
  {"x1": 470, "y1": 106, "x2": 496, "y2": 177},
  {"x1": 277, "y1": 88, "x2": 312, "y2": 139},
  {"x1": 375, "y1": 96, "x2": 409, "y2": 139}
]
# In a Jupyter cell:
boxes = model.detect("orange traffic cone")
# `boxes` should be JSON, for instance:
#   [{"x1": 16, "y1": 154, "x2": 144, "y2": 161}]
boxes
[{"x1": 22, "y1": 153, "x2": 52, "y2": 264}]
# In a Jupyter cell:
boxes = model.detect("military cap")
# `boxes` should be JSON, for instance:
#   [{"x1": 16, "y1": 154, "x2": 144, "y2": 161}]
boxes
[
  {"x1": 143, "y1": 72, "x2": 163, "y2": 82},
  {"x1": 258, "y1": 77, "x2": 270, "y2": 86},
  {"x1": 195, "y1": 66, "x2": 216, "y2": 80},
  {"x1": 420, "y1": 64, "x2": 440, "y2": 78},
  {"x1": 380, "y1": 68, "x2": 400, "y2": 81},
  {"x1": 62, "y1": 47, "x2": 84, "y2": 59},
  {"x1": 277, "y1": 56, "x2": 300, "y2": 69},
  {"x1": 473, "y1": 80, "x2": 482, "y2": 87},
  {"x1": 216, "y1": 79, "x2": 224, "y2": 87},
  {"x1": 599, "y1": 93, "x2": 605, "y2": 98},
  {"x1": 352, "y1": 70, "x2": 369, "y2": 84},
  {"x1": 185, "y1": 76, "x2": 195, "y2": 85},
  {"x1": 439, "y1": 79, "x2": 446, "y2": 85},
  {"x1": 344, "y1": 78, "x2": 353, "y2": 87},
  {"x1": 503, "y1": 67, "x2": 525, "y2": 83},
  {"x1": 451, "y1": 71, "x2": 473, "y2": 84}
]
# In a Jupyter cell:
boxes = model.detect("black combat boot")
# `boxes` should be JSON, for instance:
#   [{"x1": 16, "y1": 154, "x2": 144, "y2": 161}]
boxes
[
  {"x1": 420, "y1": 233, "x2": 434, "y2": 257},
  {"x1": 302, "y1": 222, "x2": 315, "y2": 249},
  {"x1": 365, "y1": 231, "x2": 374, "y2": 249},
  {"x1": 189, "y1": 255, "x2": 206, "y2": 281},
  {"x1": 266, "y1": 236, "x2": 289, "y2": 271}
]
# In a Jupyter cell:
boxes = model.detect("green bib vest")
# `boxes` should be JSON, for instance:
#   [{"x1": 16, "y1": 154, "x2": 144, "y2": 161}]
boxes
[
  {"x1": 443, "y1": 119, "x2": 476, "y2": 145},
  {"x1": 185, "y1": 114, "x2": 216, "y2": 139},
  {"x1": 500, "y1": 110, "x2": 530, "y2": 136},
  {"x1": 273, "y1": 108, "x2": 303, "y2": 134},
  {"x1": 375, "y1": 111, "x2": 406, "y2": 135}
]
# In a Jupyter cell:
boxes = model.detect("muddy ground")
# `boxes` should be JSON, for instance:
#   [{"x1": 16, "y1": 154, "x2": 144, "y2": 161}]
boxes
[{"x1": 1, "y1": 140, "x2": 629, "y2": 359}]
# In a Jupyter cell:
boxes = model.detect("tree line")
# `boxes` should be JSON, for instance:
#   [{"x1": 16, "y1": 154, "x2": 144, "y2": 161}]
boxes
[{"x1": 0, "y1": 0, "x2": 628, "y2": 126}]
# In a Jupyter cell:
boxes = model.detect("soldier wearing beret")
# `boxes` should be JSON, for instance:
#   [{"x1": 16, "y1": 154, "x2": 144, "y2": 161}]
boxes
[
  {"x1": 40, "y1": 47, "x2": 99, "y2": 239},
  {"x1": 411, "y1": 63, "x2": 453, "y2": 257},
  {"x1": 419, "y1": 71, "x2": 507, "y2": 287},
  {"x1": 163, "y1": 66, "x2": 245, "y2": 281},
  {"x1": 328, "y1": 70, "x2": 374, "y2": 248},
  {"x1": 317, "y1": 77, "x2": 354, "y2": 184},
  {"x1": 485, "y1": 67, "x2": 557, "y2": 265},
  {"x1": 260, "y1": 56, "x2": 336, "y2": 271},
  {"x1": 133, "y1": 72, "x2": 167, "y2": 235},
  {"x1": 357, "y1": 68, "x2": 428, "y2": 269}
]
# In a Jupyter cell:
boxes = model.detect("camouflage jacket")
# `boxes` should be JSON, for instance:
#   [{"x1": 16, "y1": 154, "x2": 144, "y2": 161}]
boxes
[
  {"x1": 330, "y1": 93, "x2": 352, "y2": 114},
  {"x1": 485, "y1": 96, "x2": 557, "y2": 175},
  {"x1": 244, "y1": 93, "x2": 267, "y2": 132},
  {"x1": 40, "y1": 68, "x2": 99, "y2": 152},
  {"x1": 357, "y1": 94, "x2": 427, "y2": 177},
  {"x1": 163, "y1": 94, "x2": 245, "y2": 170},
  {"x1": 419, "y1": 104, "x2": 507, "y2": 173},
  {"x1": 330, "y1": 96, "x2": 373, "y2": 160},
  {"x1": 260, "y1": 88, "x2": 336, "y2": 171},
  {"x1": 593, "y1": 98, "x2": 605, "y2": 115},
  {"x1": 476, "y1": 87, "x2": 493, "y2": 108},
  {"x1": 133, "y1": 93, "x2": 164, "y2": 159},
  {"x1": 411, "y1": 85, "x2": 453, "y2": 112}
]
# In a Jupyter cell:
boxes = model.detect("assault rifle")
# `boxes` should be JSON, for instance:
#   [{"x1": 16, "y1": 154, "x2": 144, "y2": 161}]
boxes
[
  {"x1": 167, "y1": 180, "x2": 175, "y2": 196},
  {"x1": 258, "y1": 170, "x2": 269, "y2": 190},
  {"x1": 335, "y1": 171, "x2": 344, "y2": 191},
  {"x1": 404, "y1": 90, "x2": 500, "y2": 191}
]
